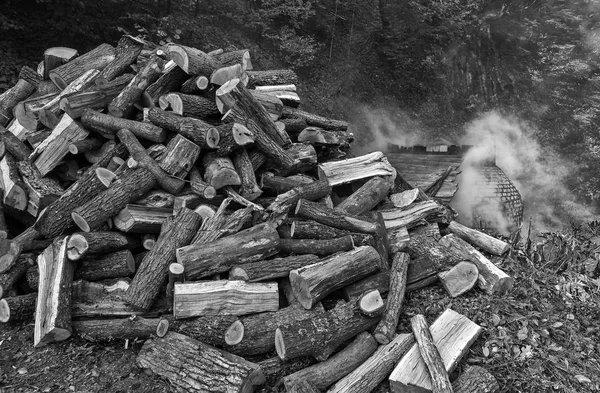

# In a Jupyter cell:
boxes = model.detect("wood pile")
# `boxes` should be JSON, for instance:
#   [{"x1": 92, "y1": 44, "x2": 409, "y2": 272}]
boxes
[{"x1": 0, "y1": 36, "x2": 513, "y2": 392}]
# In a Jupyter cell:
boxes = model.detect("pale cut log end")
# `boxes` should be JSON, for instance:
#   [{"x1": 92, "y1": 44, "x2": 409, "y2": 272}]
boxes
[
  {"x1": 206, "y1": 128, "x2": 220, "y2": 149},
  {"x1": 126, "y1": 251, "x2": 136, "y2": 273},
  {"x1": 288, "y1": 270, "x2": 313, "y2": 310},
  {"x1": 242, "y1": 51, "x2": 252, "y2": 71},
  {"x1": 374, "y1": 331, "x2": 391, "y2": 345},
  {"x1": 166, "y1": 46, "x2": 189, "y2": 73},
  {"x1": 196, "y1": 76, "x2": 209, "y2": 90},
  {"x1": 95, "y1": 167, "x2": 117, "y2": 188},
  {"x1": 275, "y1": 328, "x2": 286, "y2": 360},
  {"x1": 0, "y1": 242, "x2": 20, "y2": 274},
  {"x1": 169, "y1": 263, "x2": 184, "y2": 276},
  {"x1": 158, "y1": 95, "x2": 170, "y2": 110},
  {"x1": 71, "y1": 212, "x2": 91, "y2": 233},
  {"x1": 167, "y1": 94, "x2": 183, "y2": 115},
  {"x1": 225, "y1": 319, "x2": 244, "y2": 345},
  {"x1": 66, "y1": 233, "x2": 88, "y2": 261},
  {"x1": 142, "y1": 235, "x2": 156, "y2": 251},
  {"x1": 0, "y1": 230, "x2": 7, "y2": 240},
  {"x1": 290, "y1": 221, "x2": 297, "y2": 238},
  {"x1": 0, "y1": 298, "x2": 9, "y2": 322},
  {"x1": 127, "y1": 157, "x2": 139, "y2": 169},
  {"x1": 294, "y1": 200, "x2": 303, "y2": 216},
  {"x1": 232, "y1": 123, "x2": 255, "y2": 146},
  {"x1": 0, "y1": 140, "x2": 6, "y2": 160},
  {"x1": 194, "y1": 205, "x2": 216, "y2": 221},
  {"x1": 203, "y1": 186, "x2": 217, "y2": 199},
  {"x1": 358, "y1": 290, "x2": 384, "y2": 316},
  {"x1": 68, "y1": 143, "x2": 78, "y2": 155},
  {"x1": 35, "y1": 327, "x2": 72, "y2": 347},
  {"x1": 156, "y1": 319, "x2": 169, "y2": 338},
  {"x1": 229, "y1": 267, "x2": 249, "y2": 281},
  {"x1": 215, "y1": 96, "x2": 224, "y2": 114}
]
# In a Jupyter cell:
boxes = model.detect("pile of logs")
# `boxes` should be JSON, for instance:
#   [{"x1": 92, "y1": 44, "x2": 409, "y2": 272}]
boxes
[{"x1": 0, "y1": 36, "x2": 514, "y2": 392}]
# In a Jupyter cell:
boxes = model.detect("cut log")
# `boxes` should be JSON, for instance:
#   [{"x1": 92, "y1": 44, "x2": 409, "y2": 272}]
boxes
[
  {"x1": 34, "y1": 237, "x2": 74, "y2": 346},
  {"x1": 380, "y1": 201, "x2": 453, "y2": 230},
  {"x1": 112, "y1": 204, "x2": 172, "y2": 233},
  {"x1": 342, "y1": 271, "x2": 390, "y2": 301},
  {"x1": 137, "y1": 332, "x2": 265, "y2": 392},
  {"x1": 0, "y1": 190, "x2": 7, "y2": 239},
  {"x1": 135, "y1": 189, "x2": 174, "y2": 208},
  {"x1": 298, "y1": 126, "x2": 353, "y2": 149},
  {"x1": 17, "y1": 160, "x2": 64, "y2": 217},
  {"x1": 279, "y1": 236, "x2": 354, "y2": 256},
  {"x1": 68, "y1": 137, "x2": 104, "y2": 155},
  {"x1": 318, "y1": 151, "x2": 395, "y2": 186},
  {"x1": 335, "y1": 176, "x2": 392, "y2": 216},
  {"x1": 213, "y1": 49, "x2": 252, "y2": 70},
  {"x1": 279, "y1": 116, "x2": 307, "y2": 134},
  {"x1": 202, "y1": 153, "x2": 241, "y2": 190},
  {"x1": 84, "y1": 140, "x2": 117, "y2": 164},
  {"x1": 438, "y1": 261, "x2": 479, "y2": 298},
  {"x1": 66, "y1": 231, "x2": 140, "y2": 261},
  {"x1": 283, "y1": 332, "x2": 378, "y2": 391},
  {"x1": 259, "y1": 90, "x2": 301, "y2": 108},
  {"x1": 447, "y1": 221, "x2": 510, "y2": 256},
  {"x1": 0, "y1": 253, "x2": 36, "y2": 298},
  {"x1": 74, "y1": 249, "x2": 135, "y2": 281},
  {"x1": 255, "y1": 84, "x2": 296, "y2": 93},
  {"x1": 145, "y1": 107, "x2": 219, "y2": 148},
  {"x1": 178, "y1": 222, "x2": 280, "y2": 280},
  {"x1": 173, "y1": 280, "x2": 279, "y2": 319},
  {"x1": 49, "y1": 43, "x2": 116, "y2": 89},
  {"x1": 0, "y1": 79, "x2": 36, "y2": 127},
  {"x1": 371, "y1": 211, "x2": 392, "y2": 271},
  {"x1": 288, "y1": 379, "x2": 320, "y2": 393},
  {"x1": 18, "y1": 65, "x2": 42, "y2": 89},
  {"x1": 159, "y1": 133, "x2": 201, "y2": 178},
  {"x1": 261, "y1": 173, "x2": 314, "y2": 195},
  {"x1": 32, "y1": 114, "x2": 89, "y2": 176},
  {"x1": 82, "y1": 108, "x2": 167, "y2": 143},
  {"x1": 95, "y1": 35, "x2": 145, "y2": 84},
  {"x1": 0, "y1": 292, "x2": 37, "y2": 323},
  {"x1": 295, "y1": 199, "x2": 377, "y2": 234},
  {"x1": 125, "y1": 208, "x2": 202, "y2": 310},
  {"x1": 43, "y1": 47, "x2": 79, "y2": 80},
  {"x1": 14, "y1": 94, "x2": 58, "y2": 133},
  {"x1": 166, "y1": 44, "x2": 219, "y2": 75},
  {"x1": 410, "y1": 314, "x2": 454, "y2": 393},
  {"x1": 35, "y1": 143, "x2": 128, "y2": 238},
  {"x1": 0, "y1": 153, "x2": 28, "y2": 212},
  {"x1": 229, "y1": 254, "x2": 319, "y2": 282},
  {"x1": 180, "y1": 75, "x2": 210, "y2": 94},
  {"x1": 72, "y1": 298, "x2": 167, "y2": 319},
  {"x1": 167, "y1": 92, "x2": 220, "y2": 118},
  {"x1": 170, "y1": 314, "x2": 241, "y2": 347},
  {"x1": 289, "y1": 245, "x2": 381, "y2": 310},
  {"x1": 108, "y1": 55, "x2": 165, "y2": 118},
  {"x1": 357, "y1": 289, "x2": 385, "y2": 317},
  {"x1": 246, "y1": 69, "x2": 298, "y2": 88},
  {"x1": 439, "y1": 234, "x2": 514, "y2": 296},
  {"x1": 275, "y1": 297, "x2": 382, "y2": 361},
  {"x1": 247, "y1": 90, "x2": 284, "y2": 120},
  {"x1": 290, "y1": 220, "x2": 375, "y2": 247},
  {"x1": 232, "y1": 148, "x2": 262, "y2": 200},
  {"x1": 189, "y1": 167, "x2": 217, "y2": 199},
  {"x1": 328, "y1": 333, "x2": 415, "y2": 393},
  {"x1": 452, "y1": 366, "x2": 499, "y2": 393},
  {"x1": 391, "y1": 189, "x2": 420, "y2": 208},
  {"x1": 389, "y1": 309, "x2": 483, "y2": 393},
  {"x1": 210, "y1": 63, "x2": 245, "y2": 86},
  {"x1": 373, "y1": 252, "x2": 410, "y2": 344},
  {"x1": 73, "y1": 316, "x2": 168, "y2": 342},
  {"x1": 165, "y1": 262, "x2": 184, "y2": 307},
  {"x1": 257, "y1": 356, "x2": 316, "y2": 385},
  {"x1": 6, "y1": 118, "x2": 29, "y2": 142},
  {"x1": 287, "y1": 142, "x2": 318, "y2": 173},
  {"x1": 264, "y1": 179, "x2": 332, "y2": 223},
  {"x1": 282, "y1": 105, "x2": 348, "y2": 131}
]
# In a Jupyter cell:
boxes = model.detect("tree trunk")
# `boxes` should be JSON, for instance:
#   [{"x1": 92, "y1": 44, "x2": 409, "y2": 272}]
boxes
[
  {"x1": 166, "y1": 44, "x2": 219, "y2": 75},
  {"x1": 66, "y1": 231, "x2": 140, "y2": 261},
  {"x1": 290, "y1": 220, "x2": 375, "y2": 247},
  {"x1": 0, "y1": 253, "x2": 36, "y2": 298},
  {"x1": 232, "y1": 147, "x2": 262, "y2": 200},
  {"x1": 49, "y1": 43, "x2": 116, "y2": 89},
  {"x1": 279, "y1": 235, "x2": 354, "y2": 256},
  {"x1": 112, "y1": 204, "x2": 173, "y2": 233},
  {"x1": 166, "y1": 92, "x2": 220, "y2": 118},
  {"x1": 143, "y1": 60, "x2": 189, "y2": 106},
  {"x1": 180, "y1": 75, "x2": 209, "y2": 94},
  {"x1": 282, "y1": 105, "x2": 348, "y2": 131},
  {"x1": 169, "y1": 314, "x2": 241, "y2": 347},
  {"x1": 17, "y1": 161, "x2": 63, "y2": 218}
]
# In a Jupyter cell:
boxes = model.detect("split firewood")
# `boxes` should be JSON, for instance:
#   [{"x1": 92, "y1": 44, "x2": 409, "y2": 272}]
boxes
[
  {"x1": 17, "y1": 161, "x2": 64, "y2": 217},
  {"x1": 0, "y1": 125, "x2": 32, "y2": 161},
  {"x1": 290, "y1": 220, "x2": 375, "y2": 247},
  {"x1": 373, "y1": 252, "x2": 410, "y2": 344},
  {"x1": 165, "y1": 262, "x2": 184, "y2": 307},
  {"x1": 73, "y1": 316, "x2": 169, "y2": 342},
  {"x1": 189, "y1": 167, "x2": 217, "y2": 199},
  {"x1": 1, "y1": 154, "x2": 28, "y2": 213},
  {"x1": 34, "y1": 237, "x2": 74, "y2": 346},
  {"x1": 438, "y1": 261, "x2": 479, "y2": 298},
  {"x1": 0, "y1": 79, "x2": 36, "y2": 127},
  {"x1": 389, "y1": 309, "x2": 483, "y2": 393},
  {"x1": 74, "y1": 249, "x2": 135, "y2": 281},
  {"x1": 211, "y1": 63, "x2": 246, "y2": 86},
  {"x1": 334, "y1": 176, "x2": 392, "y2": 216},
  {"x1": 447, "y1": 221, "x2": 510, "y2": 256},
  {"x1": 137, "y1": 332, "x2": 265, "y2": 393},
  {"x1": 0, "y1": 292, "x2": 37, "y2": 323},
  {"x1": 49, "y1": 43, "x2": 116, "y2": 89},
  {"x1": 145, "y1": 107, "x2": 220, "y2": 148},
  {"x1": 439, "y1": 234, "x2": 514, "y2": 295},
  {"x1": 169, "y1": 313, "x2": 241, "y2": 347},
  {"x1": 379, "y1": 200, "x2": 453, "y2": 230},
  {"x1": 14, "y1": 92, "x2": 58, "y2": 132},
  {"x1": 0, "y1": 253, "x2": 36, "y2": 298},
  {"x1": 177, "y1": 222, "x2": 280, "y2": 280},
  {"x1": 82, "y1": 108, "x2": 166, "y2": 143},
  {"x1": 159, "y1": 134, "x2": 201, "y2": 179},
  {"x1": 246, "y1": 69, "x2": 298, "y2": 88},
  {"x1": 264, "y1": 179, "x2": 331, "y2": 223},
  {"x1": 279, "y1": 235, "x2": 355, "y2": 256},
  {"x1": 318, "y1": 151, "x2": 394, "y2": 186},
  {"x1": 180, "y1": 75, "x2": 210, "y2": 94},
  {"x1": 202, "y1": 152, "x2": 241, "y2": 190},
  {"x1": 173, "y1": 280, "x2": 279, "y2": 319},
  {"x1": 71, "y1": 298, "x2": 167, "y2": 319},
  {"x1": 390, "y1": 188, "x2": 420, "y2": 208},
  {"x1": 275, "y1": 294, "x2": 383, "y2": 361},
  {"x1": 282, "y1": 105, "x2": 348, "y2": 131},
  {"x1": 18, "y1": 65, "x2": 42, "y2": 89},
  {"x1": 258, "y1": 89, "x2": 301, "y2": 108},
  {"x1": 125, "y1": 207, "x2": 202, "y2": 310},
  {"x1": 229, "y1": 254, "x2": 319, "y2": 282},
  {"x1": 452, "y1": 366, "x2": 499, "y2": 393},
  {"x1": 43, "y1": 47, "x2": 78, "y2": 79},
  {"x1": 295, "y1": 199, "x2": 378, "y2": 234},
  {"x1": 255, "y1": 84, "x2": 296, "y2": 93},
  {"x1": 6, "y1": 119, "x2": 29, "y2": 141},
  {"x1": 165, "y1": 92, "x2": 220, "y2": 118},
  {"x1": 327, "y1": 333, "x2": 415, "y2": 393},
  {"x1": 66, "y1": 231, "x2": 140, "y2": 261},
  {"x1": 283, "y1": 332, "x2": 378, "y2": 391},
  {"x1": 94, "y1": 35, "x2": 145, "y2": 84},
  {"x1": 108, "y1": 55, "x2": 165, "y2": 118},
  {"x1": 62, "y1": 72, "x2": 133, "y2": 117}
]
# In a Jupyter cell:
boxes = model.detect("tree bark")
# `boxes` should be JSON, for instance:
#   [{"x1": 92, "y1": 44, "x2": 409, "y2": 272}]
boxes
[
  {"x1": 49, "y1": 43, "x2": 116, "y2": 89},
  {"x1": 169, "y1": 314, "x2": 240, "y2": 347},
  {"x1": 232, "y1": 147, "x2": 262, "y2": 200},
  {"x1": 335, "y1": 176, "x2": 392, "y2": 216},
  {"x1": 160, "y1": 133, "x2": 201, "y2": 179},
  {"x1": 0, "y1": 253, "x2": 36, "y2": 298},
  {"x1": 279, "y1": 236, "x2": 354, "y2": 256},
  {"x1": 167, "y1": 92, "x2": 220, "y2": 118},
  {"x1": 189, "y1": 167, "x2": 217, "y2": 199},
  {"x1": 73, "y1": 316, "x2": 168, "y2": 342},
  {"x1": 264, "y1": 179, "x2": 331, "y2": 223},
  {"x1": 246, "y1": 69, "x2": 298, "y2": 88},
  {"x1": 452, "y1": 366, "x2": 499, "y2": 393},
  {"x1": 17, "y1": 160, "x2": 64, "y2": 218},
  {"x1": 145, "y1": 107, "x2": 219, "y2": 148},
  {"x1": 166, "y1": 44, "x2": 219, "y2": 75},
  {"x1": 82, "y1": 108, "x2": 166, "y2": 143},
  {"x1": 180, "y1": 75, "x2": 209, "y2": 94},
  {"x1": 0, "y1": 292, "x2": 37, "y2": 323},
  {"x1": 66, "y1": 231, "x2": 140, "y2": 261},
  {"x1": 282, "y1": 105, "x2": 348, "y2": 131},
  {"x1": 202, "y1": 153, "x2": 241, "y2": 190},
  {"x1": 0, "y1": 153, "x2": 28, "y2": 212},
  {"x1": 142, "y1": 60, "x2": 189, "y2": 106},
  {"x1": 112, "y1": 204, "x2": 173, "y2": 233},
  {"x1": 295, "y1": 199, "x2": 378, "y2": 234},
  {"x1": 74, "y1": 249, "x2": 135, "y2": 281},
  {"x1": 95, "y1": 35, "x2": 145, "y2": 84},
  {"x1": 0, "y1": 79, "x2": 36, "y2": 127},
  {"x1": 290, "y1": 220, "x2": 375, "y2": 246},
  {"x1": 447, "y1": 221, "x2": 510, "y2": 256},
  {"x1": 229, "y1": 254, "x2": 319, "y2": 282}
]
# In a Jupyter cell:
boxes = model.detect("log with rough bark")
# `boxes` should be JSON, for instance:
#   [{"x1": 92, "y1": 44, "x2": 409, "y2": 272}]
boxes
[
  {"x1": 71, "y1": 297, "x2": 168, "y2": 319},
  {"x1": 335, "y1": 176, "x2": 392, "y2": 216},
  {"x1": 342, "y1": 271, "x2": 390, "y2": 301},
  {"x1": 0, "y1": 292, "x2": 37, "y2": 323},
  {"x1": 108, "y1": 55, "x2": 165, "y2": 118},
  {"x1": 263, "y1": 179, "x2": 331, "y2": 223},
  {"x1": 288, "y1": 379, "x2": 321, "y2": 393},
  {"x1": 0, "y1": 79, "x2": 36, "y2": 126},
  {"x1": 373, "y1": 252, "x2": 410, "y2": 345},
  {"x1": 290, "y1": 220, "x2": 375, "y2": 247},
  {"x1": 17, "y1": 161, "x2": 64, "y2": 217},
  {"x1": 112, "y1": 204, "x2": 173, "y2": 233},
  {"x1": 213, "y1": 49, "x2": 252, "y2": 70},
  {"x1": 0, "y1": 153, "x2": 28, "y2": 212},
  {"x1": 410, "y1": 314, "x2": 454, "y2": 393},
  {"x1": 283, "y1": 332, "x2": 378, "y2": 391},
  {"x1": 0, "y1": 191, "x2": 6, "y2": 239},
  {"x1": 165, "y1": 262, "x2": 183, "y2": 307},
  {"x1": 165, "y1": 92, "x2": 220, "y2": 118},
  {"x1": 211, "y1": 63, "x2": 246, "y2": 86},
  {"x1": 145, "y1": 107, "x2": 219, "y2": 148},
  {"x1": 279, "y1": 236, "x2": 355, "y2": 256},
  {"x1": 391, "y1": 189, "x2": 420, "y2": 208},
  {"x1": 452, "y1": 366, "x2": 499, "y2": 393},
  {"x1": 189, "y1": 167, "x2": 217, "y2": 199},
  {"x1": 232, "y1": 147, "x2": 262, "y2": 200},
  {"x1": 160, "y1": 134, "x2": 201, "y2": 179},
  {"x1": 18, "y1": 65, "x2": 42, "y2": 89},
  {"x1": 246, "y1": 69, "x2": 298, "y2": 88},
  {"x1": 357, "y1": 289, "x2": 385, "y2": 317},
  {"x1": 14, "y1": 92, "x2": 57, "y2": 131},
  {"x1": 43, "y1": 47, "x2": 78, "y2": 80},
  {"x1": 137, "y1": 332, "x2": 265, "y2": 393},
  {"x1": 328, "y1": 333, "x2": 415, "y2": 393},
  {"x1": 275, "y1": 295, "x2": 383, "y2": 361},
  {"x1": 68, "y1": 137, "x2": 104, "y2": 155},
  {"x1": 169, "y1": 314, "x2": 241, "y2": 347},
  {"x1": 295, "y1": 199, "x2": 377, "y2": 234},
  {"x1": 438, "y1": 261, "x2": 479, "y2": 298},
  {"x1": 73, "y1": 316, "x2": 168, "y2": 342},
  {"x1": 173, "y1": 280, "x2": 279, "y2": 319},
  {"x1": 447, "y1": 221, "x2": 510, "y2": 256},
  {"x1": 141, "y1": 60, "x2": 187, "y2": 106},
  {"x1": 49, "y1": 43, "x2": 116, "y2": 89},
  {"x1": 66, "y1": 231, "x2": 140, "y2": 261},
  {"x1": 279, "y1": 115, "x2": 307, "y2": 134},
  {"x1": 141, "y1": 234, "x2": 156, "y2": 250},
  {"x1": 32, "y1": 114, "x2": 89, "y2": 176},
  {"x1": 289, "y1": 245, "x2": 381, "y2": 310},
  {"x1": 84, "y1": 140, "x2": 117, "y2": 164},
  {"x1": 261, "y1": 173, "x2": 314, "y2": 194},
  {"x1": 177, "y1": 222, "x2": 280, "y2": 280},
  {"x1": 35, "y1": 143, "x2": 128, "y2": 238},
  {"x1": 389, "y1": 309, "x2": 483, "y2": 393},
  {"x1": 318, "y1": 151, "x2": 395, "y2": 186},
  {"x1": 166, "y1": 44, "x2": 219, "y2": 75},
  {"x1": 82, "y1": 108, "x2": 167, "y2": 143},
  {"x1": 202, "y1": 153, "x2": 241, "y2": 190},
  {"x1": 180, "y1": 75, "x2": 209, "y2": 94},
  {"x1": 95, "y1": 35, "x2": 145, "y2": 84},
  {"x1": 229, "y1": 254, "x2": 319, "y2": 282},
  {"x1": 74, "y1": 249, "x2": 135, "y2": 281},
  {"x1": 282, "y1": 105, "x2": 348, "y2": 131},
  {"x1": 246, "y1": 90, "x2": 284, "y2": 120},
  {"x1": 0, "y1": 253, "x2": 36, "y2": 298},
  {"x1": 298, "y1": 126, "x2": 353, "y2": 149},
  {"x1": 380, "y1": 201, "x2": 453, "y2": 230},
  {"x1": 259, "y1": 89, "x2": 301, "y2": 108},
  {"x1": 439, "y1": 234, "x2": 514, "y2": 296},
  {"x1": 125, "y1": 208, "x2": 202, "y2": 310},
  {"x1": 34, "y1": 237, "x2": 74, "y2": 346}
]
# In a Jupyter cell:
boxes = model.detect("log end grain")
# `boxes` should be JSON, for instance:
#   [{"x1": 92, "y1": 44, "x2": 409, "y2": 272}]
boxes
[
  {"x1": 206, "y1": 127, "x2": 220, "y2": 149},
  {"x1": 71, "y1": 212, "x2": 91, "y2": 233},
  {"x1": 126, "y1": 251, "x2": 136, "y2": 274},
  {"x1": 225, "y1": 319, "x2": 244, "y2": 345},
  {"x1": 95, "y1": 167, "x2": 117, "y2": 188},
  {"x1": 0, "y1": 299, "x2": 8, "y2": 322},
  {"x1": 358, "y1": 289, "x2": 384, "y2": 317},
  {"x1": 288, "y1": 269, "x2": 313, "y2": 310},
  {"x1": 66, "y1": 233, "x2": 87, "y2": 261},
  {"x1": 438, "y1": 261, "x2": 479, "y2": 298},
  {"x1": 229, "y1": 266, "x2": 249, "y2": 281},
  {"x1": 275, "y1": 327, "x2": 286, "y2": 360},
  {"x1": 0, "y1": 241, "x2": 21, "y2": 274},
  {"x1": 156, "y1": 318, "x2": 169, "y2": 338}
]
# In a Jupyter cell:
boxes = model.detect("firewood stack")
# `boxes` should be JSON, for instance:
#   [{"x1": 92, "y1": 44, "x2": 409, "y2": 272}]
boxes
[{"x1": 0, "y1": 36, "x2": 511, "y2": 392}]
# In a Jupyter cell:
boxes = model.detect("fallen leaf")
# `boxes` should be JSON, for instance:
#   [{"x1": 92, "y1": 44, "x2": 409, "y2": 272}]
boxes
[
  {"x1": 492, "y1": 314, "x2": 501, "y2": 326},
  {"x1": 574, "y1": 375, "x2": 591, "y2": 383}
]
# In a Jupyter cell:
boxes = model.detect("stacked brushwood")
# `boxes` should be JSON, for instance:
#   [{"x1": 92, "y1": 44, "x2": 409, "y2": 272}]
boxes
[{"x1": 0, "y1": 36, "x2": 513, "y2": 392}]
